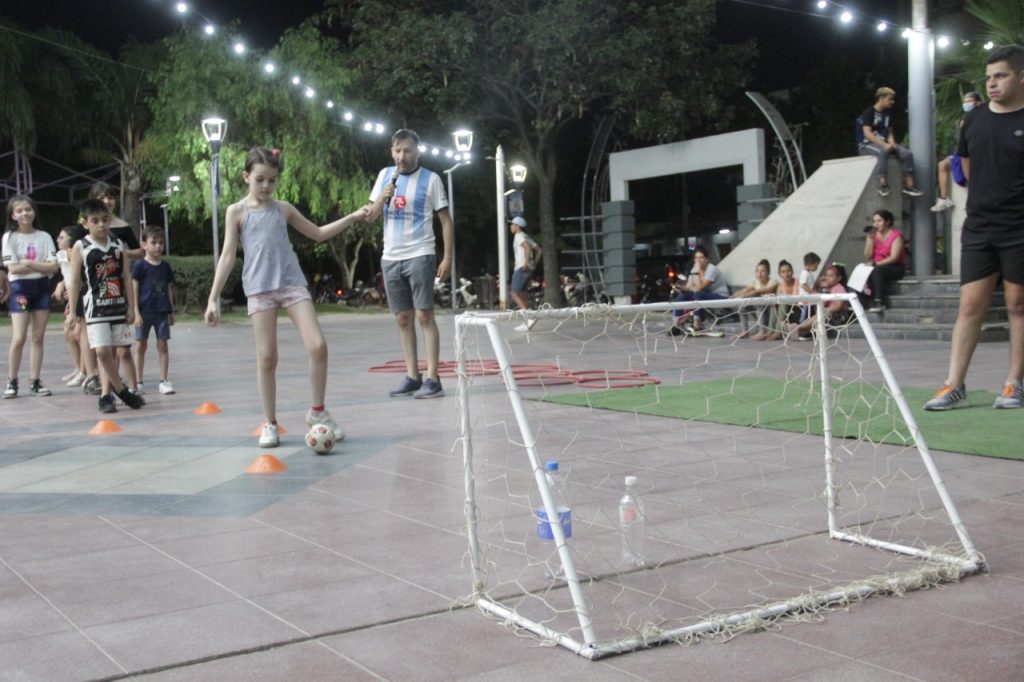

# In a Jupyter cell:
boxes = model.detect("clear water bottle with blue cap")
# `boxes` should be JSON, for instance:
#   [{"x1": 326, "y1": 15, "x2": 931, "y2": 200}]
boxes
[{"x1": 536, "y1": 460, "x2": 572, "y2": 541}]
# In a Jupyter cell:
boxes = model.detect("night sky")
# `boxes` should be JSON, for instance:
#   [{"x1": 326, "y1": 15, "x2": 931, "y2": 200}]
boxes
[{"x1": 2, "y1": 0, "x2": 935, "y2": 92}]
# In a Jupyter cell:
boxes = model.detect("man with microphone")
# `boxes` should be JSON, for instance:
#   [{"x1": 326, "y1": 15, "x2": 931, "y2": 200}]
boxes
[{"x1": 365, "y1": 129, "x2": 454, "y2": 399}]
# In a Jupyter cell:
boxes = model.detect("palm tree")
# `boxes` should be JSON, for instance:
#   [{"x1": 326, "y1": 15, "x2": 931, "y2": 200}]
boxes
[{"x1": 937, "y1": 0, "x2": 1024, "y2": 129}]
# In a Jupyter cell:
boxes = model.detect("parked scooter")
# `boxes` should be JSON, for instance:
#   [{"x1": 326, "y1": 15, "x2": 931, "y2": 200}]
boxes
[{"x1": 456, "y1": 277, "x2": 478, "y2": 308}]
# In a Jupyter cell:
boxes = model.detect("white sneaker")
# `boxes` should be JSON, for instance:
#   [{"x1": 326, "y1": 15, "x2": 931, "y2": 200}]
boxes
[
  {"x1": 61, "y1": 369, "x2": 80, "y2": 383},
  {"x1": 306, "y1": 408, "x2": 345, "y2": 441},
  {"x1": 66, "y1": 372, "x2": 86, "y2": 387},
  {"x1": 929, "y1": 197, "x2": 955, "y2": 212},
  {"x1": 135, "y1": 382, "x2": 146, "y2": 395},
  {"x1": 158, "y1": 380, "x2": 175, "y2": 395},
  {"x1": 258, "y1": 421, "x2": 280, "y2": 448}
]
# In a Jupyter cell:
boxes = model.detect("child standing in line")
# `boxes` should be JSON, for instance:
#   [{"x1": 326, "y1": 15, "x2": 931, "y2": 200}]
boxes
[
  {"x1": 205, "y1": 147, "x2": 368, "y2": 449},
  {"x1": 66, "y1": 199, "x2": 144, "y2": 413},
  {"x1": 132, "y1": 226, "x2": 176, "y2": 395},
  {"x1": 89, "y1": 182, "x2": 143, "y2": 395},
  {"x1": 3, "y1": 195, "x2": 58, "y2": 398},
  {"x1": 52, "y1": 227, "x2": 85, "y2": 386},
  {"x1": 798, "y1": 251, "x2": 821, "y2": 323},
  {"x1": 64, "y1": 221, "x2": 102, "y2": 394}
]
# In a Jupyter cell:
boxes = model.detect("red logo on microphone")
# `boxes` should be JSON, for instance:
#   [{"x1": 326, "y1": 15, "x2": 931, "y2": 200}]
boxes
[{"x1": 393, "y1": 195, "x2": 407, "y2": 210}]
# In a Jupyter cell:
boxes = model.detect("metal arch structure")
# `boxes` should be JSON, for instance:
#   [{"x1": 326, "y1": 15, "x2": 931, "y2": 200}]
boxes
[
  {"x1": 746, "y1": 91, "x2": 807, "y2": 195},
  {"x1": 569, "y1": 114, "x2": 617, "y2": 302}
]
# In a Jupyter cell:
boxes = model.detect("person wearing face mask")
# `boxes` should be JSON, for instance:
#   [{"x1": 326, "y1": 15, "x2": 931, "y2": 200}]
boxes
[{"x1": 931, "y1": 92, "x2": 984, "y2": 212}]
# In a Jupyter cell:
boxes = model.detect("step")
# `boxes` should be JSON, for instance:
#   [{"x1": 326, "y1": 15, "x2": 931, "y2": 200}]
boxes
[
  {"x1": 887, "y1": 293, "x2": 1006, "y2": 310},
  {"x1": 846, "y1": 322, "x2": 1009, "y2": 343},
  {"x1": 866, "y1": 307, "x2": 1008, "y2": 325}
]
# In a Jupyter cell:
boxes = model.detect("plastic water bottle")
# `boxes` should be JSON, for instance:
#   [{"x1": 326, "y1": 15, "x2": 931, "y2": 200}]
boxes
[
  {"x1": 536, "y1": 460, "x2": 572, "y2": 541},
  {"x1": 619, "y1": 475, "x2": 645, "y2": 567}
]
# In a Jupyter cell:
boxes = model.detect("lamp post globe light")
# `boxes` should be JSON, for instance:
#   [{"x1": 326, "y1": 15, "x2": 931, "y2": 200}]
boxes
[
  {"x1": 510, "y1": 164, "x2": 527, "y2": 185},
  {"x1": 445, "y1": 129, "x2": 473, "y2": 311},
  {"x1": 201, "y1": 117, "x2": 227, "y2": 315}
]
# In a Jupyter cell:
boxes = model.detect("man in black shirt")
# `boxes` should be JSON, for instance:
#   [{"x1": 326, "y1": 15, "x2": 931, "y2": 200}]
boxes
[
  {"x1": 858, "y1": 87, "x2": 924, "y2": 197},
  {"x1": 925, "y1": 45, "x2": 1024, "y2": 411}
]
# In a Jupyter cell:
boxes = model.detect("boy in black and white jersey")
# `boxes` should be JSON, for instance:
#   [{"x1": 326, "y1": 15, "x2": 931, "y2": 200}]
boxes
[{"x1": 65, "y1": 199, "x2": 144, "y2": 413}]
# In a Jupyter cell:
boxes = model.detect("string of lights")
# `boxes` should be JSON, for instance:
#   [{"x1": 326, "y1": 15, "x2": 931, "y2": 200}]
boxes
[
  {"x1": 166, "y1": 1, "x2": 472, "y2": 162},
  {"x1": 728, "y1": 0, "x2": 996, "y2": 51},
  {"x1": 154, "y1": 0, "x2": 1003, "y2": 161}
]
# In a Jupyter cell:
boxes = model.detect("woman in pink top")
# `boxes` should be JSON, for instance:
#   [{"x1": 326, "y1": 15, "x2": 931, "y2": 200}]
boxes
[{"x1": 863, "y1": 208, "x2": 906, "y2": 312}]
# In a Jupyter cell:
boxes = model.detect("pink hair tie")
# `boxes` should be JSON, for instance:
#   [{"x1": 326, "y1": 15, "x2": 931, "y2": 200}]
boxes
[{"x1": 271, "y1": 148, "x2": 281, "y2": 157}]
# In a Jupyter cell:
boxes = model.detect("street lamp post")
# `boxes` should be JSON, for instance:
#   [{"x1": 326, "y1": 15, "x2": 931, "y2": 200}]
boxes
[
  {"x1": 495, "y1": 146, "x2": 508, "y2": 311},
  {"x1": 445, "y1": 129, "x2": 474, "y2": 312},
  {"x1": 138, "y1": 175, "x2": 181, "y2": 254},
  {"x1": 162, "y1": 175, "x2": 181, "y2": 254},
  {"x1": 494, "y1": 154, "x2": 529, "y2": 312},
  {"x1": 201, "y1": 117, "x2": 227, "y2": 315}
]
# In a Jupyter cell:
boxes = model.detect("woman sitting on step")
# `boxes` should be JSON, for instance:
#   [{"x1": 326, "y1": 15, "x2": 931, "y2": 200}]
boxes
[{"x1": 862, "y1": 209, "x2": 907, "y2": 313}]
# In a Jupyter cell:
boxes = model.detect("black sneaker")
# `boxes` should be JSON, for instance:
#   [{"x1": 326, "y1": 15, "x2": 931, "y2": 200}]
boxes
[
  {"x1": 82, "y1": 375, "x2": 101, "y2": 395},
  {"x1": 878, "y1": 184, "x2": 891, "y2": 197},
  {"x1": 117, "y1": 386, "x2": 145, "y2": 410},
  {"x1": 902, "y1": 186, "x2": 924, "y2": 197},
  {"x1": 3, "y1": 378, "x2": 17, "y2": 399},
  {"x1": 29, "y1": 379, "x2": 52, "y2": 396},
  {"x1": 98, "y1": 394, "x2": 118, "y2": 413}
]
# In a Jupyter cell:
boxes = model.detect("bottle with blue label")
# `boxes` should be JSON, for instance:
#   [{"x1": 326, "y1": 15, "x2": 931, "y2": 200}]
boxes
[{"x1": 536, "y1": 460, "x2": 572, "y2": 541}]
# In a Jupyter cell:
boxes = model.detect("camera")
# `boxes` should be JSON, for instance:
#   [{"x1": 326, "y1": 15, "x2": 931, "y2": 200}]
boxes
[{"x1": 863, "y1": 224, "x2": 875, "y2": 233}]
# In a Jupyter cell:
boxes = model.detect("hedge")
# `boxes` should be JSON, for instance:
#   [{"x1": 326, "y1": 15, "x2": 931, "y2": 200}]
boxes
[{"x1": 165, "y1": 255, "x2": 243, "y2": 313}]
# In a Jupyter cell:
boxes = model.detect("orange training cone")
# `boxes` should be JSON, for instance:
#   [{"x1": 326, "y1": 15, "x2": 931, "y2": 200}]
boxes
[
  {"x1": 88, "y1": 419, "x2": 122, "y2": 435},
  {"x1": 246, "y1": 454, "x2": 288, "y2": 474},
  {"x1": 251, "y1": 424, "x2": 287, "y2": 436},
  {"x1": 194, "y1": 402, "x2": 222, "y2": 415}
]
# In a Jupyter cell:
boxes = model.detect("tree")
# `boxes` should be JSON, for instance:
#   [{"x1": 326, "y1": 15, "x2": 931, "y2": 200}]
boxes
[
  {"x1": 141, "y1": 21, "x2": 377, "y2": 286},
  {"x1": 335, "y1": 0, "x2": 754, "y2": 304},
  {"x1": 0, "y1": 20, "x2": 152, "y2": 223},
  {"x1": 935, "y1": 0, "x2": 1024, "y2": 148}
]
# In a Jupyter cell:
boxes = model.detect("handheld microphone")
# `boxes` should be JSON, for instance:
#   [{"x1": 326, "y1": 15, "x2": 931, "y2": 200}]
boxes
[{"x1": 384, "y1": 168, "x2": 399, "y2": 208}]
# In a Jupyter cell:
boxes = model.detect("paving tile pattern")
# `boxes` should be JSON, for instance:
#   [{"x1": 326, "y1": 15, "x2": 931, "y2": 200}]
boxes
[{"x1": 0, "y1": 313, "x2": 1021, "y2": 681}]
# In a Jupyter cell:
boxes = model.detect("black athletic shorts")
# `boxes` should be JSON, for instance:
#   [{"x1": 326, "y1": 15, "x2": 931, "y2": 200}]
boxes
[{"x1": 960, "y1": 227, "x2": 1024, "y2": 286}]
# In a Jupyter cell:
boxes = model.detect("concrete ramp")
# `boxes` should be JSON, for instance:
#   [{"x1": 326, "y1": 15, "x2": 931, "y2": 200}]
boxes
[{"x1": 719, "y1": 156, "x2": 905, "y2": 285}]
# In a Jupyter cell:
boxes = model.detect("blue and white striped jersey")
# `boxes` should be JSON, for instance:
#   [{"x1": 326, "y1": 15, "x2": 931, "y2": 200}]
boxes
[{"x1": 369, "y1": 165, "x2": 449, "y2": 261}]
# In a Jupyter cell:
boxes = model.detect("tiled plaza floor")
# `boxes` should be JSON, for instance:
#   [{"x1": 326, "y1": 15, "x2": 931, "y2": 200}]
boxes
[{"x1": 0, "y1": 310, "x2": 1021, "y2": 681}]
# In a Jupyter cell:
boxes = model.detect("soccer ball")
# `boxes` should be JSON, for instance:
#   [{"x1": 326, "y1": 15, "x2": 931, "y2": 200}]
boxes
[{"x1": 305, "y1": 423, "x2": 335, "y2": 455}]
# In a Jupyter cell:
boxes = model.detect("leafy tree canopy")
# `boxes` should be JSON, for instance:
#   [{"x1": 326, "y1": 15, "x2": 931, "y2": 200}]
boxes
[{"x1": 330, "y1": 0, "x2": 754, "y2": 301}]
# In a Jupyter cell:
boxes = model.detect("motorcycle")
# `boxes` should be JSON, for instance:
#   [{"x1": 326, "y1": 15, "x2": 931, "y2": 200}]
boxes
[
  {"x1": 561, "y1": 273, "x2": 586, "y2": 307},
  {"x1": 456, "y1": 277, "x2": 478, "y2": 308},
  {"x1": 313, "y1": 273, "x2": 341, "y2": 304},
  {"x1": 434, "y1": 277, "x2": 453, "y2": 308},
  {"x1": 338, "y1": 280, "x2": 367, "y2": 307}
]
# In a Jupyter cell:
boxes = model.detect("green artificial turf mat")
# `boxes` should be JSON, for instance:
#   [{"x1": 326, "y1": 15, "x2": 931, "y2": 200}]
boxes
[{"x1": 540, "y1": 377, "x2": 1020, "y2": 461}]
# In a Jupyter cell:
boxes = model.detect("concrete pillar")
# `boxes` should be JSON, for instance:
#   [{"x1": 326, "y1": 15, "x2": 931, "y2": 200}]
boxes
[{"x1": 602, "y1": 201, "x2": 636, "y2": 303}]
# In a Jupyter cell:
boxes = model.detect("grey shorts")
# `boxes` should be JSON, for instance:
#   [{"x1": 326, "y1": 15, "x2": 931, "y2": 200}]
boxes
[{"x1": 382, "y1": 254, "x2": 436, "y2": 313}]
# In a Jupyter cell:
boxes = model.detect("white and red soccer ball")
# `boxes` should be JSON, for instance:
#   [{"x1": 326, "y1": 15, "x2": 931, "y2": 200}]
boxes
[{"x1": 305, "y1": 423, "x2": 335, "y2": 454}]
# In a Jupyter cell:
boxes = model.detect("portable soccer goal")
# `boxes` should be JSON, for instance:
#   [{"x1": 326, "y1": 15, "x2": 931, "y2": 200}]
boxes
[{"x1": 453, "y1": 294, "x2": 982, "y2": 660}]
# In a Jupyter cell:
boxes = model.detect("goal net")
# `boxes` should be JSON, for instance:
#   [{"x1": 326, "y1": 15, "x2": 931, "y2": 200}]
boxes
[{"x1": 453, "y1": 294, "x2": 982, "y2": 660}]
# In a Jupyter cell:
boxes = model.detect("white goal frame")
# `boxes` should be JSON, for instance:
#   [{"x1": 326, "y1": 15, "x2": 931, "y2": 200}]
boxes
[{"x1": 454, "y1": 293, "x2": 983, "y2": 660}]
